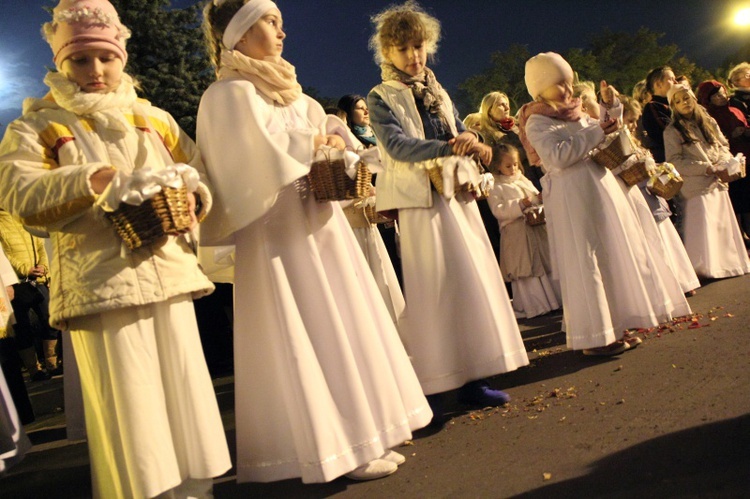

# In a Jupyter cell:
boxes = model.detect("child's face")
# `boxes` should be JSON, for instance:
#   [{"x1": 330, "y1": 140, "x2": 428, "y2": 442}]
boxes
[
  {"x1": 351, "y1": 99, "x2": 370, "y2": 126},
  {"x1": 710, "y1": 87, "x2": 728, "y2": 107},
  {"x1": 580, "y1": 90, "x2": 599, "y2": 119},
  {"x1": 672, "y1": 90, "x2": 696, "y2": 117},
  {"x1": 489, "y1": 97, "x2": 510, "y2": 121},
  {"x1": 235, "y1": 9, "x2": 285, "y2": 60},
  {"x1": 623, "y1": 110, "x2": 640, "y2": 135},
  {"x1": 385, "y1": 39, "x2": 427, "y2": 77},
  {"x1": 539, "y1": 79, "x2": 573, "y2": 105},
  {"x1": 497, "y1": 152, "x2": 520, "y2": 177},
  {"x1": 60, "y1": 49, "x2": 124, "y2": 93}
]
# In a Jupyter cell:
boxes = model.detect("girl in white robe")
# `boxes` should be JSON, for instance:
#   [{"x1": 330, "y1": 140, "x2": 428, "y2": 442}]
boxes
[
  {"x1": 520, "y1": 53, "x2": 670, "y2": 355},
  {"x1": 367, "y1": 2, "x2": 529, "y2": 419},
  {"x1": 664, "y1": 83, "x2": 750, "y2": 279},
  {"x1": 487, "y1": 144, "x2": 560, "y2": 318},
  {"x1": 621, "y1": 96, "x2": 700, "y2": 295},
  {"x1": 198, "y1": 0, "x2": 431, "y2": 484}
]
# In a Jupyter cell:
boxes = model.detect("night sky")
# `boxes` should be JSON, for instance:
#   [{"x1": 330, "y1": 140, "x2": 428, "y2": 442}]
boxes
[{"x1": 1, "y1": 0, "x2": 749, "y2": 134}]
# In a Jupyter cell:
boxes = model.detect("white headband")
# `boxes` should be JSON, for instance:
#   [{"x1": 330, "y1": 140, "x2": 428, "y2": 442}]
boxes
[{"x1": 222, "y1": 0, "x2": 278, "y2": 50}]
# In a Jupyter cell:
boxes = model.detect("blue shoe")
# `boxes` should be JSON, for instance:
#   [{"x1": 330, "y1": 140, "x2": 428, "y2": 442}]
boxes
[{"x1": 457, "y1": 380, "x2": 511, "y2": 407}]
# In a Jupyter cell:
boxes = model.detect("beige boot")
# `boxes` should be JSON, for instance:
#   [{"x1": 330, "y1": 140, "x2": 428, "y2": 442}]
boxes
[{"x1": 44, "y1": 339, "x2": 61, "y2": 374}]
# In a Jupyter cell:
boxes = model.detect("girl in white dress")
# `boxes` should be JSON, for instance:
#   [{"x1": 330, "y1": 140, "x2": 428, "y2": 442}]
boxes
[
  {"x1": 664, "y1": 83, "x2": 750, "y2": 278},
  {"x1": 367, "y1": 1, "x2": 529, "y2": 420},
  {"x1": 575, "y1": 85, "x2": 692, "y2": 318},
  {"x1": 519, "y1": 53, "x2": 671, "y2": 356},
  {"x1": 622, "y1": 97, "x2": 700, "y2": 295},
  {"x1": 488, "y1": 144, "x2": 560, "y2": 318},
  {"x1": 0, "y1": 1, "x2": 231, "y2": 496},
  {"x1": 198, "y1": 0, "x2": 431, "y2": 484}
]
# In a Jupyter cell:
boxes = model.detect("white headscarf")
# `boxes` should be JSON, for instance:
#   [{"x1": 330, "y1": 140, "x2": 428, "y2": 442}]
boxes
[{"x1": 221, "y1": 0, "x2": 278, "y2": 50}]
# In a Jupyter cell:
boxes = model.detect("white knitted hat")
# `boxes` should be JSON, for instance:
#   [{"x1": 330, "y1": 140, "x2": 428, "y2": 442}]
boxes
[
  {"x1": 524, "y1": 52, "x2": 574, "y2": 99},
  {"x1": 667, "y1": 82, "x2": 696, "y2": 104}
]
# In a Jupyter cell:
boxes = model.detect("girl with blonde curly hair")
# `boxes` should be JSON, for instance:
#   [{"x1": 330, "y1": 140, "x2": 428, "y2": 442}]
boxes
[{"x1": 367, "y1": 1, "x2": 529, "y2": 424}]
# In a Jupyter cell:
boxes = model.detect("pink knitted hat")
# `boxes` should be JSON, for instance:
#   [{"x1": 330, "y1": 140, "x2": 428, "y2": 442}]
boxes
[{"x1": 42, "y1": 0, "x2": 130, "y2": 66}]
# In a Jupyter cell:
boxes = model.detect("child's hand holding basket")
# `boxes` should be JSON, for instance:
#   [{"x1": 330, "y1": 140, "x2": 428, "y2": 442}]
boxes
[
  {"x1": 713, "y1": 153, "x2": 746, "y2": 183},
  {"x1": 96, "y1": 164, "x2": 202, "y2": 251}
]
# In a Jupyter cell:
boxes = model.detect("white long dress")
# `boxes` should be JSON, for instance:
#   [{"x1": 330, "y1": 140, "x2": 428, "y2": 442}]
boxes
[
  {"x1": 663, "y1": 120, "x2": 750, "y2": 278},
  {"x1": 342, "y1": 204, "x2": 405, "y2": 325},
  {"x1": 526, "y1": 114, "x2": 664, "y2": 350},
  {"x1": 656, "y1": 218, "x2": 701, "y2": 292},
  {"x1": 615, "y1": 177, "x2": 692, "y2": 319},
  {"x1": 197, "y1": 79, "x2": 431, "y2": 484},
  {"x1": 397, "y1": 192, "x2": 530, "y2": 394},
  {"x1": 682, "y1": 187, "x2": 750, "y2": 278}
]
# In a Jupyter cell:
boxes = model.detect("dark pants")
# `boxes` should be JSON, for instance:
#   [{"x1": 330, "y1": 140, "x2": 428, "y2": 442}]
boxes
[{"x1": 10, "y1": 283, "x2": 59, "y2": 350}]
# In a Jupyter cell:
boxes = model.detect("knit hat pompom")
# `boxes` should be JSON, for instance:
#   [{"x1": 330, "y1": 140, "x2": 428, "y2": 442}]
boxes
[
  {"x1": 42, "y1": 0, "x2": 130, "y2": 66},
  {"x1": 524, "y1": 52, "x2": 574, "y2": 99}
]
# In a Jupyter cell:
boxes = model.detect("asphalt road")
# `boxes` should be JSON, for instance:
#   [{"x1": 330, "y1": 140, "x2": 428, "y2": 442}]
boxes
[{"x1": 3, "y1": 274, "x2": 749, "y2": 498}]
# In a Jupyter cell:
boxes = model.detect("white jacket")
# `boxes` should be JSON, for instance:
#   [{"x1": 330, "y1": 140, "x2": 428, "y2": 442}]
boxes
[
  {"x1": 0, "y1": 95, "x2": 214, "y2": 325},
  {"x1": 488, "y1": 174, "x2": 541, "y2": 229},
  {"x1": 369, "y1": 80, "x2": 459, "y2": 210},
  {"x1": 664, "y1": 118, "x2": 731, "y2": 199}
]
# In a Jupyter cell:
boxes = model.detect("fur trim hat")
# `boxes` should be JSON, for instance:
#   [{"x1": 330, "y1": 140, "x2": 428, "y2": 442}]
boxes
[
  {"x1": 42, "y1": 0, "x2": 130, "y2": 66},
  {"x1": 524, "y1": 52, "x2": 574, "y2": 99},
  {"x1": 667, "y1": 83, "x2": 696, "y2": 104},
  {"x1": 695, "y1": 80, "x2": 724, "y2": 107}
]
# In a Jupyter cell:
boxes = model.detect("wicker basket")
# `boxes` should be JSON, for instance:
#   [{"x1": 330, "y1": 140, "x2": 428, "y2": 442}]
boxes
[
  {"x1": 427, "y1": 162, "x2": 490, "y2": 199},
  {"x1": 363, "y1": 204, "x2": 391, "y2": 225},
  {"x1": 715, "y1": 161, "x2": 747, "y2": 183},
  {"x1": 427, "y1": 166, "x2": 446, "y2": 195},
  {"x1": 618, "y1": 161, "x2": 652, "y2": 186},
  {"x1": 523, "y1": 205, "x2": 546, "y2": 226},
  {"x1": 343, "y1": 200, "x2": 391, "y2": 228},
  {"x1": 591, "y1": 131, "x2": 634, "y2": 169},
  {"x1": 106, "y1": 185, "x2": 192, "y2": 250},
  {"x1": 308, "y1": 152, "x2": 371, "y2": 202},
  {"x1": 648, "y1": 176, "x2": 683, "y2": 200}
]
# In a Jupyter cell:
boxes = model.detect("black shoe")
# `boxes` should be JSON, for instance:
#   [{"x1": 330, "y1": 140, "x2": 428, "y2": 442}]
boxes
[
  {"x1": 426, "y1": 393, "x2": 445, "y2": 427},
  {"x1": 47, "y1": 365, "x2": 64, "y2": 377}
]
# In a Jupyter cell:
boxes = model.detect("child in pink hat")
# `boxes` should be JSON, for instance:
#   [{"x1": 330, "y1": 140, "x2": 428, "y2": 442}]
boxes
[{"x1": 0, "y1": 1, "x2": 231, "y2": 497}]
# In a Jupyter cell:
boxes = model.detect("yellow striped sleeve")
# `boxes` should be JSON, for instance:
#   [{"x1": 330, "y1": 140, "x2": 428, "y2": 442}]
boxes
[{"x1": 22, "y1": 195, "x2": 96, "y2": 227}]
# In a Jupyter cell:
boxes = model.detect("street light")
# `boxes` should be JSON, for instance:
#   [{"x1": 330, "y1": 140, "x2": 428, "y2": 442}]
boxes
[{"x1": 734, "y1": 7, "x2": 750, "y2": 26}]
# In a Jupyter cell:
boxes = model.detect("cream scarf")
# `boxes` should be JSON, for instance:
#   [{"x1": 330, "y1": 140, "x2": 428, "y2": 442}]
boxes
[
  {"x1": 218, "y1": 49, "x2": 302, "y2": 105},
  {"x1": 44, "y1": 71, "x2": 138, "y2": 132}
]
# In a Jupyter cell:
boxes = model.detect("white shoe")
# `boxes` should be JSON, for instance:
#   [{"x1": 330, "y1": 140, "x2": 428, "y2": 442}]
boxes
[
  {"x1": 345, "y1": 459, "x2": 398, "y2": 481},
  {"x1": 381, "y1": 449, "x2": 406, "y2": 466}
]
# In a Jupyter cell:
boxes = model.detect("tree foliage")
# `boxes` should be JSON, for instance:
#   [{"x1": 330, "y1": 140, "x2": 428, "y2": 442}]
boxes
[
  {"x1": 109, "y1": 0, "x2": 213, "y2": 138},
  {"x1": 456, "y1": 27, "x2": 717, "y2": 117}
]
